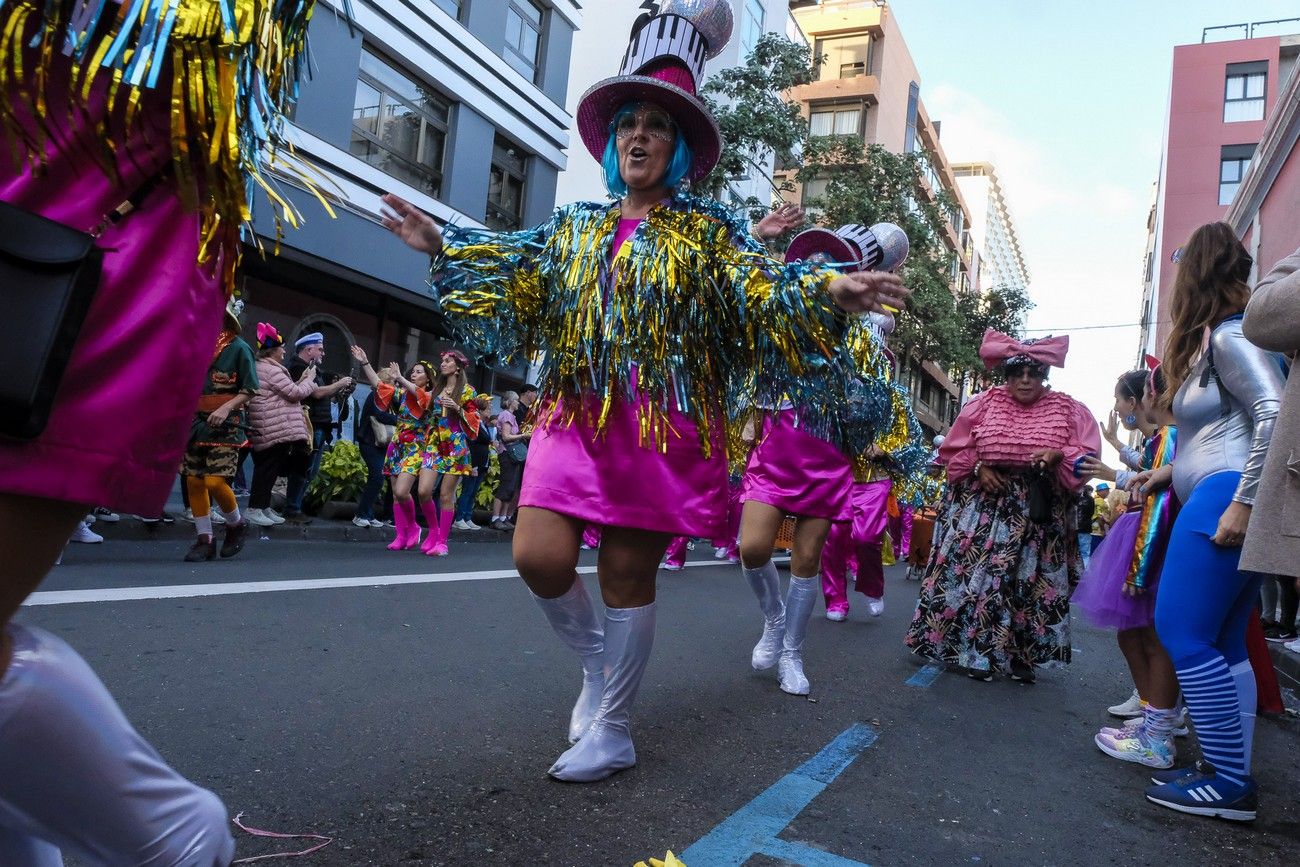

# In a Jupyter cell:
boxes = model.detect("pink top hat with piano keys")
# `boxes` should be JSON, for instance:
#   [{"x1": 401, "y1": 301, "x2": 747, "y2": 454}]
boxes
[{"x1": 575, "y1": 0, "x2": 734, "y2": 183}]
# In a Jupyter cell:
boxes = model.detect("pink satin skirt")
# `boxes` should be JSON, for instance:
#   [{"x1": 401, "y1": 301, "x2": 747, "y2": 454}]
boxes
[
  {"x1": 519, "y1": 396, "x2": 728, "y2": 538},
  {"x1": 740, "y1": 410, "x2": 852, "y2": 522},
  {"x1": 0, "y1": 44, "x2": 224, "y2": 515}
]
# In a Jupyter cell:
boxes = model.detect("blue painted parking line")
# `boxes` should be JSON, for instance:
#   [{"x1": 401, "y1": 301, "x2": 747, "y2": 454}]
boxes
[
  {"x1": 679, "y1": 723, "x2": 877, "y2": 866},
  {"x1": 905, "y1": 662, "x2": 943, "y2": 688}
]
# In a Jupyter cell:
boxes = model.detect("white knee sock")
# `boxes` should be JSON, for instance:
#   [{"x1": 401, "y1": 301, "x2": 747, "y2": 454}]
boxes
[
  {"x1": 194, "y1": 514, "x2": 213, "y2": 537},
  {"x1": 220, "y1": 506, "x2": 242, "y2": 525},
  {"x1": 1229, "y1": 659, "x2": 1257, "y2": 772},
  {"x1": 0, "y1": 625, "x2": 235, "y2": 864}
]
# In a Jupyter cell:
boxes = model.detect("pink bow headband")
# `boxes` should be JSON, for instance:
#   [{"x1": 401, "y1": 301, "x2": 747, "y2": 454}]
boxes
[
  {"x1": 978, "y1": 329, "x2": 1069, "y2": 371},
  {"x1": 256, "y1": 322, "x2": 283, "y2": 350}
]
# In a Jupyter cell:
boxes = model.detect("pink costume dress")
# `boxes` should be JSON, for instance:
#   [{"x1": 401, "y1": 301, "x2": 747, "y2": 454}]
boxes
[{"x1": 740, "y1": 409, "x2": 854, "y2": 522}]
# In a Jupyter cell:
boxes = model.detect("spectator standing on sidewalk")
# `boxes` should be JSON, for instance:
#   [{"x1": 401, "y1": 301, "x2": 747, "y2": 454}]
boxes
[
  {"x1": 283, "y1": 333, "x2": 354, "y2": 524},
  {"x1": 1241, "y1": 245, "x2": 1300, "y2": 653},
  {"x1": 1076, "y1": 485, "x2": 1097, "y2": 566},
  {"x1": 1091, "y1": 482, "x2": 1114, "y2": 551},
  {"x1": 247, "y1": 324, "x2": 316, "y2": 528},
  {"x1": 492, "y1": 391, "x2": 529, "y2": 530},
  {"x1": 353, "y1": 368, "x2": 400, "y2": 528},
  {"x1": 454, "y1": 396, "x2": 494, "y2": 529}
]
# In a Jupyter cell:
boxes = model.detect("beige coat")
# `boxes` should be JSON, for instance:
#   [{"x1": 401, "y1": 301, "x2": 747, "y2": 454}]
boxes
[{"x1": 1241, "y1": 248, "x2": 1300, "y2": 577}]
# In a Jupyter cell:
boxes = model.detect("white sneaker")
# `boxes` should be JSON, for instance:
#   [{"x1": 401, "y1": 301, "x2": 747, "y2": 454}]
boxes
[
  {"x1": 867, "y1": 597, "x2": 885, "y2": 617},
  {"x1": 1285, "y1": 637, "x2": 1300, "y2": 655},
  {"x1": 69, "y1": 522, "x2": 103, "y2": 544},
  {"x1": 368, "y1": 519, "x2": 384, "y2": 528},
  {"x1": 1108, "y1": 688, "x2": 1143, "y2": 719},
  {"x1": 825, "y1": 609, "x2": 847, "y2": 622},
  {"x1": 452, "y1": 519, "x2": 472, "y2": 530},
  {"x1": 92, "y1": 507, "x2": 120, "y2": 523},
  {"x1": 463, "y1": 521, "x2": 482, "y2": 531},
  {"x1": 353, "y1": 516, "x2": 372, "y2": 528},
  {"x1": 713, "y1": 546, "x2": 728, "y2": 559},
  {"x1": 266, "y1": 509, "x2": 286, "y2": 525},
  {"x1": 247, "y1": 508, "x2": 277, "y2": 527},
  {"x1": 211, "y1": 511, "x2": 226, "y2": 525},
  {"x1": 181, "y1": 508, "x2": 195, "y2": 523}
]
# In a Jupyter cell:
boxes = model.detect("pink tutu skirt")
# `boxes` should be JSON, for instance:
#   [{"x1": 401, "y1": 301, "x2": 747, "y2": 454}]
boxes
[
  {"x1": 520, "y1": 395, "x2": 728, "y2": 538},
  {"x1": 1072, "y1": 512, "x2": 1155, "y2": 630},
  {"x1": 740, "y1": 410, "x2": 852, "y2": 522}
]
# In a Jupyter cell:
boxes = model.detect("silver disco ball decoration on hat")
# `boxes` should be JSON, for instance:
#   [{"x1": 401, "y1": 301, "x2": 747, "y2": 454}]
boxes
[
  {"x1": 868, "y1": 222, "x2": 910, "y2": 273},
  {"x1": 658, "y1": 0, "x2": 734, "y2": 58}
]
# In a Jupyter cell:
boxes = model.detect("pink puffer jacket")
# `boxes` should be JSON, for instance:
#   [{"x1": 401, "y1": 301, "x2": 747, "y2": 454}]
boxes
[{"x1": 249, "y1": 358, "x2": 314, "y2": 450}]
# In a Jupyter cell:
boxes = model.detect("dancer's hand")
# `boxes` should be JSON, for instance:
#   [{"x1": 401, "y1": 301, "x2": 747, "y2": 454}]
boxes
[
  {"x1": 754, "y1": 203, "x2": 804, "y2": 240},
  {"x1": 1211, "y1": 501, "x2": 1251, "y2": 548},
  {"x1": 828, "y1": 271, "x2": 909, "y2": 314},
  {"x1": 1103, "y1": 411, "x2": 1124, "y2": 451},
  {"x1": 381, "y1": 193, "x2": 443, "y2": 254},
  {"x1": 1078, "y1": 455, "x2": 1115, "y2": 481}
]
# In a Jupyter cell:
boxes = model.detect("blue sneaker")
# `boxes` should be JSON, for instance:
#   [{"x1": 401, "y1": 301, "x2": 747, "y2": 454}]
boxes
[
  {"x1": 1145, "y1": 768, "x2": 1257, "y2": 821},
  {"x1": 1149, "y1": 759, "x2": 1210, "y2": 786}
]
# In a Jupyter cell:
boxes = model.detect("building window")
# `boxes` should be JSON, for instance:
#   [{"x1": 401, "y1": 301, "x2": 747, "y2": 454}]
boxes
[
  {"x1": 486, "y1": 137, "x2": 528, "y2": 231},
  {"x1": 903, "y1": 81, "x2": 920, "y2": 153},
  {"x1": 504, "y1": 0, "x2": 545, "y2": 81},
  {"x1": 351, "y1": 49, "x2": 450, "y2": 198},
  {"x1": 1224, "y1": 61, "x2": 1266, "y2": 123},
  {"x1": 432, "y1": 0, "x2": 461, "y2": 17},
  {"x1": 800, "y1": 177, "x2": 830, "y2": 213},
  {"x1": 814, "y1": 34, "x2": 872, "y2": 81},
  {"x1": 741, "y1": 0, "x2": 765, "y2": 55},
  {"x1": 809, "y1": 104, "x2": 862, "y2": 138},
  {"x1": 1218, "y1": 144, "x2": 1255, "y2": 206}
]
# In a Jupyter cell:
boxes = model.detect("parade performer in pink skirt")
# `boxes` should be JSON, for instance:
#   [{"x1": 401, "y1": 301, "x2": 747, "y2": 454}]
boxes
[
  {"x1": 0, "y1": 1, "x2": 326, "y2": 860},
  {"x1": 739, "y1": 224, "x2": 915, "y2": 694},
  {"x1": 381, "y1": 0, "x2": 906, "y2": 783}
]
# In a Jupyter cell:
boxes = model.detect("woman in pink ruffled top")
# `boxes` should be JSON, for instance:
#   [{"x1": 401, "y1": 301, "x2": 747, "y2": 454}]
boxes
[{"x1": 905, "y1": 330, "x2": 1101, "y2": 683}]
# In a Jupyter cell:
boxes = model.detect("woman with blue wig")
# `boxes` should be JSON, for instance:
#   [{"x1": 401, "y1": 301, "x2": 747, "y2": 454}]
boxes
[{"x1": 380, "y1": 0, "x2": 908, "y2": 784}]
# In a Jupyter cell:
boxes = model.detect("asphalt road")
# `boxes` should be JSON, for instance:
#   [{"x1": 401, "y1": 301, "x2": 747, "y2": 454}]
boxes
[{"x1": 23, "y1": 534, "x2": 1300, "y2": 866}]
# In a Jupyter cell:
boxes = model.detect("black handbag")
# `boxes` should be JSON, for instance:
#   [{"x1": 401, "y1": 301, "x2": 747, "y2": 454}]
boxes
[
  {"x1": 0, "y1": 173, "x2": 166, "y2": 439},
  {"x1": 1026, "y1": 469, "x2": 1054, "y2": 525}
]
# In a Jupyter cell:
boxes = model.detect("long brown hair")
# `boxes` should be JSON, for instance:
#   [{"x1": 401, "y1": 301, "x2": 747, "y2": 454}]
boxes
[
  {"x1": 432, "y1": 356, "x2": 468, "y2": 400},
  {"x1": 1161, "y1": 222, "x2": 1252, "y2": 408}
]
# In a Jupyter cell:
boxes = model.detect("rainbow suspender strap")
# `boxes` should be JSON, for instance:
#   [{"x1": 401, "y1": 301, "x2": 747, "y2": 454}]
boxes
[{"x1": 1125, "y1": 425, "x2": 1177, "y2": 590}]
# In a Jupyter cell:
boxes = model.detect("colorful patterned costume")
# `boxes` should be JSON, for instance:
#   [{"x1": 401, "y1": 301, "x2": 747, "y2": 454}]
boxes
[
  {"x1": 183, "y1": 333, "x2": 259, "y2": 478},
  {"x1": 424, "y1": 384, "x2": 482, "y2": 475},
  {"x1": 378, "y1": 384, "x2": 433, "y2": 477}
]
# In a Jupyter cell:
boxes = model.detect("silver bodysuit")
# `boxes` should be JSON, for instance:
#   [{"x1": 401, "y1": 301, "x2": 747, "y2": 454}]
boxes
[{"x1": 1172, "y1": 318, "x2": 1285, "y2": 504}]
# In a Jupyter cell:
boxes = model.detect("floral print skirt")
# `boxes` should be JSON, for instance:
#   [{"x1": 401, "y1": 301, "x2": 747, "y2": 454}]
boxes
[
  {"x1": 425, "y1": 429, "x2": 472, "y2": 476},
  {"x1": 904, "y1": 473, "x2": 1080, "y2": 673},
  {"x1": 384, "y1": 425, "x2": 427, "y2": 477}
]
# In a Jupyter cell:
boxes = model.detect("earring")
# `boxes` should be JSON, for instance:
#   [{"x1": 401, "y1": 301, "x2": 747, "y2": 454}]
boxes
[{"x1": 1123, "y1": 414, "x2": 1138, "y2": 427}]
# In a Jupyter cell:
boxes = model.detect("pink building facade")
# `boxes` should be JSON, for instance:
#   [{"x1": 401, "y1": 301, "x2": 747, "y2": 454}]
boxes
[{"x1": 1140, "y1": 33, "x2": 1298, "y2": 358}]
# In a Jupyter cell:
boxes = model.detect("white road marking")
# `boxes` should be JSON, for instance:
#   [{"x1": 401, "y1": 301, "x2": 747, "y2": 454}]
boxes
[{"x1": 24, "y1": 558, "x2": 750, "y2": 606}]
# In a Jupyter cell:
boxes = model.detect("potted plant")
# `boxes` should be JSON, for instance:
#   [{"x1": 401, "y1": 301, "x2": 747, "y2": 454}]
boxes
[{"x1": 305, "y1": 440, "x2": 368, "y2": 520}]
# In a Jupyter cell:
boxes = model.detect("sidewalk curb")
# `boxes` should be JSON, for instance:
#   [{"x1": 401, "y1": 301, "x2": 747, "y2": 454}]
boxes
[
  {"x1": 1267, "y1": 640, "x2": 1300, "y2": 691},
  {"x1": 92, "y1": 520, "x2": 512, "y2": 545}
]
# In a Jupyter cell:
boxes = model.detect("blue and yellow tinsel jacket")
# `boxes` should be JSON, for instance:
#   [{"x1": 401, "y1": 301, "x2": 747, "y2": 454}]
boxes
[{"x1": 431, "y1": 192, "x2": 896, "y2": 459}]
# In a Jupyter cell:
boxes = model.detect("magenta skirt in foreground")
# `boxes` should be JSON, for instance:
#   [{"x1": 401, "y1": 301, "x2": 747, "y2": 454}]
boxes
[
  {"x1": 1072, "y1": 512, "x2": 1154, "y2": 630},
  {"x1": 0, "y1": 48, "x2": 224, "y2": 515},
  {"x1": 519, "y1": 397, "x2": 728, "y2": 538},
  {"x1": 740, "y1": 410, "x2": 852, "y2": 522}
]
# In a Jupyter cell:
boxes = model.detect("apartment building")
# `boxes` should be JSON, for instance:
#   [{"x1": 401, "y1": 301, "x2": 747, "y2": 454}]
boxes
[
  {"x1": 1138, "y1": 20, "x2": 1299, "y2": 359},
  {"x1": 242, "y1": 0, "x2": 581, "y2": 395},
  {"x1": 783, "y1": 0, "x2": 977, "y2": 436},
  {"x1": 951, "y1": 162, "x2": 1030, "y2": 301}
]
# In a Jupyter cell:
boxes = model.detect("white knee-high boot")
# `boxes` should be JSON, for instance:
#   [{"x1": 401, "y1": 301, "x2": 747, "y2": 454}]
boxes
[
  {"x1": 531, "y1": 578, "x2": 605, "y2": 744},
  {"x1": 0, "y1": 625, "x2": 235, "y2": 865},
  {"x1": 743, "y1": 560, "x2": 785, "y2": 670},
  {"x1": 778, "y1": 575, "x2": 819, "y2": 695},
  {"x1": 548, "y1": 603, "x2": 656, "y2": 783}
]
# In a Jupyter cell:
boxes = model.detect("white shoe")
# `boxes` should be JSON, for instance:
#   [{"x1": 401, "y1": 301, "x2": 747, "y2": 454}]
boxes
[
  {"x1": 580, "y1": 543, "x2": 594, "y2": 550},
  {"x1": 866, "y1": 597, "x2": 885, "y2": 617},
  {"x1": 451, "y1": 519, "x2": 471, "y2": 530},
  {"x1": 713, "y1": 546, "x2": 728, "y2": 559},
  {"x1": 463, "y1": 521, "x2": 482, "y2": 531},
  {"x1": 825, "y1": 609, "x2": 847, "y2": 622},
  {"x1": 246, "y1": 509, "x2": 276, "y2": 528},
  {"x1": 1286, "y1": 637, "x2": 1300, "y2": 654},
  {"x1": 1108, "y1": 688, "x2": 1143, "y2": 719},
  {"x1": 778, "y1": 651, "x2": 810, "y2": 695},
  {"x1": 662, "y1": 562, "x2": 683, "y2": 572},
  {"x1": 211, "y1": 511, "x2": 226, "y2": 525},
  {"x1": 353, "y1": 516, "x2": 372, "y2": 528},
  {"x1": 69, "y1": 522, "x2": 103, "y2": 544},
  {"x1": 266, "y1": 509, "x2": 286, "y2": 525},
  {"x1": 368, "y1": 519, "x2": 385, "y2": 528},
  {"x1": 181, "y1": 508, "x2": 195, "y2": 523},
  {"x1": 91, "y1": 507, "x2": 120, "y2": 523}
]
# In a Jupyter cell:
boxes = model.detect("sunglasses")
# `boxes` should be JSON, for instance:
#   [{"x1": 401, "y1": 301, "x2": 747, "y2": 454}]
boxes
[
  {"x1": 1005, "y1": 363, "x2": 1046, "y2": 381},
  {"x1": 613, "y1": 110, "x2": 676, "y2": 143}
]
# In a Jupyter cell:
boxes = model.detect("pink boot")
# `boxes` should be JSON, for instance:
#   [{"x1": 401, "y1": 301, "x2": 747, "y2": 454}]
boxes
[
  {"x1": 419, "y1": 501, "x2": 442, "y2": 554},
  {"x1": 428, "y1": 510, "x2": 453, "y2": 557},
  {"x1": 388, "y1": 500, "x2": 421, "y2": 551}
]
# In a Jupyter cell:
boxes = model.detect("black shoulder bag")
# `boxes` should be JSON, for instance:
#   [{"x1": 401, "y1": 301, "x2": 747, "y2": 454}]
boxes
[{"x1": 0, "y1": 172, "x2": 167, "y2": 439}]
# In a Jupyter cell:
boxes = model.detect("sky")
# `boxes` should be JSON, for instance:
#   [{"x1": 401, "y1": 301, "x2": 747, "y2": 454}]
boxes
[{"x1": 563, "y1": 1, "x2": 1300, "y2": 462}]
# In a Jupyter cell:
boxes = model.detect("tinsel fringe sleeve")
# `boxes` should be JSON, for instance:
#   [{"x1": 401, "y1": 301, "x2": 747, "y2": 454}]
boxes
[
  {"x1": 429, "y1": 210, "x2": 565, "y2": 364},
  {"x1": 841, "y1": 317, "x2": 930, "y2": 486},
  {"x1": 0, "y1": 0, "x2": 335, "y2": 293}
]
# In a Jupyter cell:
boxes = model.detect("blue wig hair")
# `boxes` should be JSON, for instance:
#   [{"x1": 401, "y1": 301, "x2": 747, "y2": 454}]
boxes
[{"x1": 602, "y1": 102, "x2": 694, "y2": 198}]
